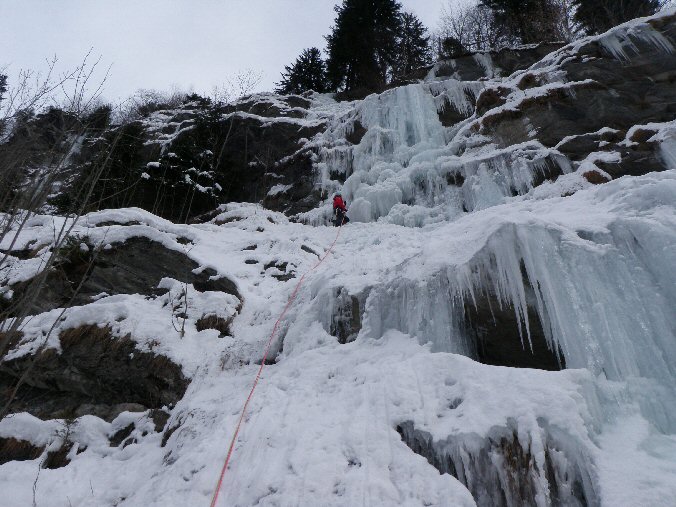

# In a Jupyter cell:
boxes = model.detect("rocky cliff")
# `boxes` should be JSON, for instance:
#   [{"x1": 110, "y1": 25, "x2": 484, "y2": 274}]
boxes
[{"x1": 1, "y1": 10, "x2": 676, "y2": 507}]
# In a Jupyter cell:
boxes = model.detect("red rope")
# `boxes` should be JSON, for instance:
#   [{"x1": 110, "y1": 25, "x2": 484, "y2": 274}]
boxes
[{"x1": 209, "y1": 219, "x2": 345, "y2": 507}]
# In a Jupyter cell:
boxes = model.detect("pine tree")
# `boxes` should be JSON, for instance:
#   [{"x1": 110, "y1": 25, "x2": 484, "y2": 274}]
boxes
[
  {"x1": 275, "y1": 48, "x2": 328, "y2": 95},
  {"x1": 393, "y1": 12, "x2": 432, "y2": 79},
  {"x1": 326, "y1": 0, "x2": 403, "y2": 93},
  {"x1": 572, "y1": 0, "x2": 662, "y2": 34},
  {"x1": 0, "y1": 74, "x2": 7, "y2": 136},
  {"x1": 0, "y1": 74, "x2": 7, "y2": 107}
]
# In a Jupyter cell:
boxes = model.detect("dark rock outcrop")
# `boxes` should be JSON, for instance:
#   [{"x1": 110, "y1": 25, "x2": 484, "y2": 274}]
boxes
[
  {"x1": 196, "y1": 314, "x2": 233, "y2": 337},
  {"x1": 6, "y1": 236, "x2": 240, "y2": 317},
  {"x1": 0, "y1": 435, "x2": 85, "y2": 469},
  {"x1": 430, "y1": 43, "x2": 566, "y2": 82},
  {"x1": 42, "y1": 440, "x2": 78, "y2": 470},
  {"x1": 463, "y1": 286, "x2": 565, "y2": 371},
  {"x1": 1, "y1": 94, "x2": 326, "y2": 222},
  {"x1": 109, "y1": 423, "x2": 136, "y2": 448},
  {"x1": 68, "y1": 95, "x2": 325, "y2": 221},
  {"x1": 0, "y1": 108, "x2": 88, "y2": 215},
  {"x1": 108, "y1": 408, "x2": 169, "y2": 448},
  {"x1": 261, "y1": 149, "x2": 323, "y2": 215},
  {"x1": 329, "y1": 288, "x2": 364, "y2": 344},
  {"x1": 477, "y1": 14, "x2": 676, "y2": 179},
  {"x1": 0, "y1": 437, "x2": 44, "y2": 465},
  {"x1": 0, "y1": 325, "x2": 189, "y2": 421}
]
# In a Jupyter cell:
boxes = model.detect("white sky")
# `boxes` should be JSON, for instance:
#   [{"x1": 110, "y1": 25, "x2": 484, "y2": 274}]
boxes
[{"x1": 1, "y1": 0, "x2": 455, "y2": 103}]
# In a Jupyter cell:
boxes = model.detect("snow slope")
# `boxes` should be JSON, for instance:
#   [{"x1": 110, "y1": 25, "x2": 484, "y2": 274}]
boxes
[{"x1": 2, "y1": 167, "x2": 676, "y2": 506}]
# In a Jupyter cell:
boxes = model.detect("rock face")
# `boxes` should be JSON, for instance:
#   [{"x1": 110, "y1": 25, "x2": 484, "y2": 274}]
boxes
[
  {"x1": 1, "y1": 94, "x2": 327, "y2": 221},
  {"x1": 429, "y1": 43, "x2": 566, "y2": 82},
  {"x1": 71, "y1": 95, "x2": 327, "y2": 221},
  {"x1": 1, "y1": 220, "x2": 241, "y2": 427},
  {"x1": 0, "y1": 324, "x2": 189, "y2": 421},
  {"x1": 474, "y1": 15, "x2": 676, "y2": 180},
  {"x1": 6, "y1": 236, "x2": 240, "y2": 317}
]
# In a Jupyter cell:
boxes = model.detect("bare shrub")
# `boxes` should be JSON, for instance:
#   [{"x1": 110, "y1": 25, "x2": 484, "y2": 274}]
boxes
[
  {"x1": 211, "y1": 69, "x2": 263, "y2": 105},
  {"x1": 437, "y1": 2, "x2": 504, "y2": 55},
  {"x1": 436, "y1": 0, "x2": 577, "y2": 56},
  {"x1": 55, "y1": 49, "x2": 112, "y2": 117},
  {"x1": 0, "y1": 56, "x2": 119, "y2": 417},
  {"x1": 113, "y1": 85, "x2": 191, "y2": 124}
]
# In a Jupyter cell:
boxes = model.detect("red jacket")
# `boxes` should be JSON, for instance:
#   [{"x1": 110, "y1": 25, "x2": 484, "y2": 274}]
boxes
[{"x1": 333, "y1": 195, "x2": 347, "y2": 212}]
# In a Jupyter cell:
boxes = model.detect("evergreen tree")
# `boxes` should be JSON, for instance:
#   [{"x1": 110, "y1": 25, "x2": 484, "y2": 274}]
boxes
[
  {"x1": 572, "y1": 0, "x2": 662, "y2": 34},
  {"x1": 326, "y1": 0, "x2": 403, "y2": 93},
  {"x1": 0, "y1": 74, "x2": 7, "y2": 107},
  {"x1": 275, "y1": 48, "x2": 328, "y2": 95},
  {"x1": 480, "y1": 0, "x2": 561, "y2": 44},
  {"x1": 393, "y1": 12, "x2": 432, "y2": 79},
  {"x1": 0, "y1": 74, "x2": 7, "y2": 136}
]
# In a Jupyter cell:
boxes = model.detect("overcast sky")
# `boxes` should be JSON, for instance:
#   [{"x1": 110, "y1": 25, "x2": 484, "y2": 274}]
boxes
[{"x1": 1, "y1": 0, "x2": 459, "y2": 103}]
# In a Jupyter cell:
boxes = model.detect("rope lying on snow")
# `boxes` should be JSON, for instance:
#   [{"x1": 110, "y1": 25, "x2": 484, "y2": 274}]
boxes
[{"x1": 209, "y1": 217, "x2": 346, "y2": 507}]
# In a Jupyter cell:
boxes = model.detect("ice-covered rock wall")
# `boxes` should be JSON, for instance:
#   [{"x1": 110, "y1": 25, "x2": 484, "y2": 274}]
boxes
[
  {"x1": 1, "y1": 10, "x2": 676, "y2": 507},
  {"x1": 298, "y1": 11, "x2": 676, "y2": 408},
  {"x1": 311, "y1": 79, "x2": 486, "y2": 225},
  {"x1": 305, "y1": 10, "x2": 676, "y2": 228},
  {"x1": 286, "y1": 11, "x2": 676, "y2": 506}
]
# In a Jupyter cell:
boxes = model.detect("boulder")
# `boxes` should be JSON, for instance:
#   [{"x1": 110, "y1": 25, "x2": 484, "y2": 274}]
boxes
[
  {"x1": 6, "y1": 236, "x2": 240, "y2": 317},
  {"x1": 0, "y1": 324, "x2": 189, "y2": 421}
]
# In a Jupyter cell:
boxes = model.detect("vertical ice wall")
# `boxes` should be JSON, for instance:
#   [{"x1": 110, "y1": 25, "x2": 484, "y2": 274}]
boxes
[
  {"x1": 343, "y1": 82, "x2": 459, "y2": 223},
  {"x1": 313, "y1": 79, "x2": 508, "y2": 224},
  {"x1": 350, "y1": 173, "x2": 676, "y2": 432},
  {"x1": 310, "y1": 76, "x2": 575, "y2": 225},
  {"x1": 291, "y1": 13, "x2": 676, "y2": 504}
]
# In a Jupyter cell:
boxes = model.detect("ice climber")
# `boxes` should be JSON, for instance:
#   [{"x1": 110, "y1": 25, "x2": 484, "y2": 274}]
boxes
[{"x1": 333, "y1": 193, "x2": 350, "y2": 226}]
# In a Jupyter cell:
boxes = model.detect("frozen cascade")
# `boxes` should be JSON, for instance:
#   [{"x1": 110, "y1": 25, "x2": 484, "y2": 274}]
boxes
[
  {"x1": 464, "y1": 219, "x2": 676, "y2": 433},
  {"x1": 357, "y1": 218, "x2": 676, "y2": 413},
  {"x1": 304, "y1": 8, "x2": 676, "y2": 227},
  {"x1": 285, "y1": 170, "x2": 676, "y2": 504},
  {"x1": 289, "y1": 17, "x2": 676, "y2": 502},
  {"x1": 311, "y1": 79, "x2": 538, "y2": 224},
  {"x1": 397, "y1": 420, "x2": 599, "y2": 507},
  {"x1": 309, "y1": 76, "x2": 574, "y2": 225},
  {"x1": 597, "y1": 18, "x2": 674, "y2": 62},
  {"x1": 349, "y1": 172, "x2": 676, "y2": 424}
]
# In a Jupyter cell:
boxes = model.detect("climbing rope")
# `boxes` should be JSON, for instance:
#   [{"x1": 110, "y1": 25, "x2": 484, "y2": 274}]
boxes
[{"x1": 209, "y1": 217, "x2": 346, "y2": 507}]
